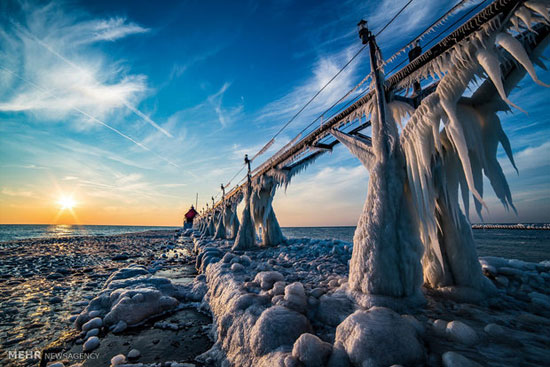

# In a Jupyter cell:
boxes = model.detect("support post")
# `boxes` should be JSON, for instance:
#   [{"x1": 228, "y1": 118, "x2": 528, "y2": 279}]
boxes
[{"x1": 233, "y1": 154, "x2": 256, "y2": 250}]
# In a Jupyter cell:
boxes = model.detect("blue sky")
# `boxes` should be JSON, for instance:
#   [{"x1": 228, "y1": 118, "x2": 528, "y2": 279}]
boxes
[{"x1": 0, "y1": 0, "x2": 549, "y2": 226}]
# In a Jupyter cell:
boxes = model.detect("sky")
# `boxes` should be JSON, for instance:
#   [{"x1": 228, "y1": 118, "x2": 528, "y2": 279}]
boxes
[{"x1": 0, "y1": 0, "x2": 549, "y2": 226}]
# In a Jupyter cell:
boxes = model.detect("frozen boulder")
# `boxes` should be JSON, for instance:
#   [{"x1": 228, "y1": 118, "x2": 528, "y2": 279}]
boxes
[
  {"x1": 231, "y1": 263, "x2": 244, "y2": 272},
  {"x1": 103, "y1": 288, "x2": 178, "y2": 326},
  {"x1": 484, "y1": 323, "x2": 505, "y2": 338},
  {"x1": 334, "y1": 307, "x2": 424, "y2": 367},
  {"x1": 111, "y1": 320, "x2": 127, "y2": 333},
  {"x1": 110, "y1": 354, "x2": 126, "y2": 366},
  {"x1": 432, "y1": 319, "x2": 448, "y2": 336},
  {"x1": 283, "y1": 282, "x2": 308, "y2": 313},
  {"x1": 128, "y1": 349, "x2": 141, "y2": 359},
  {"x1": 446, "y1": 321, "x2": 478, "y2": 346},
  {"x1": 83, "y1": 336, "x2": 99, "y2": 352},
  {"x1": 442, "y1": 351, "x2": 482, "y2": 367},
  {"x1": 317, "y1": 293, "x2": 354, "y2": 326},
  {"x1": 292, "y1": 333, "x2": 332, "y2": 367},
  {"x1": 250, "y1": 306, "x2": 311, "y2": 356},
  {"x1": 254, "y1": 271, "x2": 284, "y2": 290},
  {"x1": 82, "y1": 317, "x2": 102, "y2": 332}
]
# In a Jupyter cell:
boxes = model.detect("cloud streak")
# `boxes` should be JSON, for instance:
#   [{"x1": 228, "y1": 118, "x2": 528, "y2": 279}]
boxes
[{"x1": 0, "y1": 3, "x2": 172, "y2": 138}]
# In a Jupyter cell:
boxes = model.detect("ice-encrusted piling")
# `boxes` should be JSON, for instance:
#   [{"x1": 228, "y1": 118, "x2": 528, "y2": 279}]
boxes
[
  {"x1": 214, "y1": 209, "x2": 227, "y2": 240},
  {"x1": 215, "y1": 185, "x2": 228, "y2": 240},
  {"x1": 233, "y1": 155, "x2": 257, "y2": 250},
  {"x1": 401, "y1": 17, "x2": 549, "y2": 296},
  {"x1": 252, "y1": 175, "x2": 284, "y2": 247},
  {"x1": 233, "y1": 187, "x2": 256, "y2": 250},
  {"x1": 331, "y1": 25, "x2": 424, "y2": 302}
]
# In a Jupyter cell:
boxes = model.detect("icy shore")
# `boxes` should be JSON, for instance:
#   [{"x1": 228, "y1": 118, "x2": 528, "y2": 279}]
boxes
[
  {"x1": 188, "y1": 230, "x2": 550, "y2": 367},
  {"x1": 21, "y1": 230, "x2": 550, "y2": 366}
]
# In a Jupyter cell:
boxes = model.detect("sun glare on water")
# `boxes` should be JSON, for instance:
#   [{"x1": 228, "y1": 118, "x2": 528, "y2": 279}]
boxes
[{"x1": 58, "y1": 195, "x2": 76, "y2": 210}]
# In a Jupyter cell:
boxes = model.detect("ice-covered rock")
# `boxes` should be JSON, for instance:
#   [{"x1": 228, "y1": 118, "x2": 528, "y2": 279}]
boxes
[
  {"x1": 334, "y1": 307, "x2": 424, "y2": 367},
  {"x1": 282, "y1": 282, "x2": 307, "y2": 313},
  {"x1": 292, "y1": 333, "x2": 332, "y2": 367},
  {"x1": 250, "y1": 306, "x2": 311, "y2": 356},
  {"x1": 84, "y1": 328, "x2": 99, "y2": 339},
  {"x1": 231, "y1": 263, "x2": 244, "y2": 272},
  {"x1": 432, "y1": 319, "x2": 448, "y2": 336},
  {"x1": 110, "y1": 354, "x2": 126, "y2": 366},
  {"x1": 74, "y1": 266, "x2": 181, "y2": 332},
  {"x1": 82, "y1": 317, "x2": 102, "y2": 332},
  {"x1": 446, "y1": 321, "x2": 478, "y2": 346},
  {"x1": 83, "y1": 336, "x2": 99, "y2": 352},
  {"x1": 127, "y1": 349, "x2": 141, "y2": 359},
  {"x1": 254, "y1": 271, "x2": 284, "y2": 290},
  {"x1": 111, "y1": 320, "x2": 127, "y2": 333},
  {"x1": 442, "y1": 351, "x2": 482, "y2": 367},
  {"x1": 317, "y1": 293, "x2": 354, "y2": 327},
  {"x1": 484, "y1": 323, "x2": 506, "y2": 338},
  {"x1": 103, "y1": 288, "x2": 178, "y2": 327}
]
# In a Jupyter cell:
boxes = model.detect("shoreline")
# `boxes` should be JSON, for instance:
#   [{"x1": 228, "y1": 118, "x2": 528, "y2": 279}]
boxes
[
  {"x1": 1, "y1": 228, "x2": 549, "y2": 366},
  {"x1": 0, "y1": 229, "x2": 212, "y2": 367}
]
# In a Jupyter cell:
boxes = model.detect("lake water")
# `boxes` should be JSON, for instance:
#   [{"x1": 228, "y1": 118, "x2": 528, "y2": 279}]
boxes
[
  {"x1": 282, "y1": 226, "x2": 550, "y2": 263},
  {"x1": 0, "y1": 224, "x2": 548, "y2": 263},
  {"x1": 0, "y1": 224, "x2": 179, "y2": 242}
]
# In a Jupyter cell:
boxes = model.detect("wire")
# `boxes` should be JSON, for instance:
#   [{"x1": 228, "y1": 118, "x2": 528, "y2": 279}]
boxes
[
  {"x1": 250, "y1": 43, "x2": 367, "y2": 160},
  {"x1": 375, "y1": 0, "x2": 415, "y2": 37}
]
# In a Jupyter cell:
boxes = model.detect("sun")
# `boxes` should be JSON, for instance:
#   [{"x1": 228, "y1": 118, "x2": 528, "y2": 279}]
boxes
[{"x1": 58, "y1": 195, "x2": 76, "y2": 210}]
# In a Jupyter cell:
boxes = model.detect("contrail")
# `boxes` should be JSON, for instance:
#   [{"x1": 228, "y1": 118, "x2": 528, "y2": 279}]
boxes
[
  {"x1": 12, "y1": 21, "x2": 173, "y2": 138},
  {"x1": 0, "y1": 66, "x2": 179, "y2": 168}
]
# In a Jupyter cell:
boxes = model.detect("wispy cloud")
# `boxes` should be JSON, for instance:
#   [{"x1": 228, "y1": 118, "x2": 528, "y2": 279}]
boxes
[
  {"x1": 255, "y1": 45, "x2": 365, "y2": 149},
  {"x1": 207, "y1": 82, "x2": 244, "y2": 128},
  {"x1": 0, "y1": 1, "x2": 172, "y2": 137}
]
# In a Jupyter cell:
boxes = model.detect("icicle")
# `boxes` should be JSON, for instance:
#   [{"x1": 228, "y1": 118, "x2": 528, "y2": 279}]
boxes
[
  {"x1": 251, "y1": 138, "x2": 275, "y2": 162},
  {"x1": 476, "y1": 48, "x2": 527, "y2": 113},
  {"x1": 525, "y1": 1, "x2": 550, "y2": 23},
  {"x1": 440, "y1": 97, "x2": 486, "y2": 208},
  {"x1": 516, "y1": 6, "x2": 537, "y2": 33},
  {"x1": 388, "y1": 101, "x2": 414, "y2": 129},
  {"x1": 496, "y1": 32, "x2": 550, "y2": 87}
]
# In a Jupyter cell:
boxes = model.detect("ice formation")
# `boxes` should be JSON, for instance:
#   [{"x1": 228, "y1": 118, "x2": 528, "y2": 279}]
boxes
[
  {"x1": 327, "y1": 8, "x2": 550, "y2": 299},
  {"x1": 400, "y1": 18, "x2": 549, "y2": 293},
  {"x1": 232, "y1": 186, "x2": 256, "y2": 250},
  {"x1": 214, "y1": 208, "x2": 226, "y2": 239},
  {"x1": 251, "y1": 175, "x2": 285, "y2": 247},
  {"x1": 183, "y1": 7, "x2": 550, "y2": 366},
  {"x1": 330, "y1": 90, "x2": 424, "y2": 302}
]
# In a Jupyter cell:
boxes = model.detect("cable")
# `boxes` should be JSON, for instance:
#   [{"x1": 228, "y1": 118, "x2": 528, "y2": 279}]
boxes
[
  {"x1": 252, "y1": 44, "x2": 368, "y2": 158},
  {"x1": 375, "y1": 0, "x2": 415, "y2": 37}
]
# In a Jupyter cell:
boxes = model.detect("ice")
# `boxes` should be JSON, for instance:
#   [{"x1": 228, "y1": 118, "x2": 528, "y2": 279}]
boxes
[
  {"x1": 232, "y1": 186, "x2": 256, "y2": 250},
  {"x1": 82, "y1": 336, "x2": 100, "y2": 352},
  {"x1": 250, "y1": 305, "x2": 312, "y2": 356},
  {"x1": 331, "y1": 106, "x2": 424, "y2": 301},
  {"x1": 334, "y1": 307, "x2": 424, "y2": 367},
  {"x1": 110, "y1": 354, "x2": 126, "y2": 366},
  {"x1": 74, "y1": 265, "x2": 181, "y2": 332},
  {"x1": 251, "y1": 175, "x2": 285, "y2": 247},
  {"x1": 292, "y1": 333, "x2": 333, "y2": 367},
  {"x1": 446, "y1": 321, "x2": 478, "y2": 346},
  {"x1": 253, "y1": 271, "x2": 283, "y2": 290},
  {"x1": 82, "y1": 317, "x2": 102, "y2": 332},
  {"x1": 442, "y1": 351, "x2": 482, "y2": 367}
]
